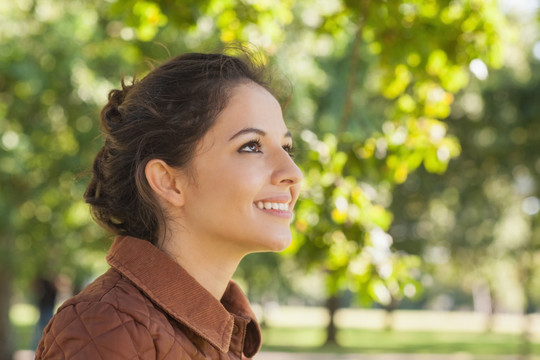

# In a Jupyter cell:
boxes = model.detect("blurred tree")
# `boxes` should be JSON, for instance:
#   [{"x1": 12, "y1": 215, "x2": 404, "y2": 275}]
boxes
[
  {"x1": 0, "y1": 0, "x2": 516, "y2": 354},
  {"x1": 390, "y1": 55, "x2": 540, "y2": 331},
  {"x1": 0, "y1": 2, "x2": 121, "y2": 356},
  {"x1": 389, "y1": 12, "x2": 540, "y2": 351},
  {"x1": 278, "y1": 0, "x2": 509, "y2": 343}
]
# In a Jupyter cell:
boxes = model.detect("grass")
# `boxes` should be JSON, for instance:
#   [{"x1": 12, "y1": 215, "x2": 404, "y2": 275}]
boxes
[
  {"x1": 14, "y1": 323, "x2": 540, "y2": 355},
  {"x1": 261, "y1": 327, "x2": 540, "y2": 355},
  {"x1": 14, "y1": 324, "x2": 34, "y2": 352},
  {"x1": 13, "y1": 303, "x2": 540, "y2": 356},
  {"x1": 11, "y1": 303, "x2": 39, "y2": 351}
]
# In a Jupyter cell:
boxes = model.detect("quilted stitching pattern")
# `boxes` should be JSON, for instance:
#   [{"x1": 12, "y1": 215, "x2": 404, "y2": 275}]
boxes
[{"x1": 35, "y1": 270, "x2": 210, "y2": 359}]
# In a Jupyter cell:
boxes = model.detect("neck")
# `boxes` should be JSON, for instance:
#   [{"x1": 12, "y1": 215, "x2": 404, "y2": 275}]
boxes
[{"x1": 160, "y1": 231, "x2": 244, "y2": 300}]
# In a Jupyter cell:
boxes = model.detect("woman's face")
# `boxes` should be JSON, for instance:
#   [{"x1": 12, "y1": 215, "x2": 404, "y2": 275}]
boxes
[{"x1": 177, "y1": 82, "x2": 303, "y2": 255}]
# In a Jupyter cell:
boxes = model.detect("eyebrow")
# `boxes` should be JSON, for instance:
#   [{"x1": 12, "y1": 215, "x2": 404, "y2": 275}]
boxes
[{"x1": 228, "y1": 127, "x2": 292, "y2": 141}]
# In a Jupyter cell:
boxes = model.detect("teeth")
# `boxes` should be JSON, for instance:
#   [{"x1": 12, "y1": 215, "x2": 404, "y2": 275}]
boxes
[{"x1": 258, "y1": 202, "x2": 289, "y2": 211}]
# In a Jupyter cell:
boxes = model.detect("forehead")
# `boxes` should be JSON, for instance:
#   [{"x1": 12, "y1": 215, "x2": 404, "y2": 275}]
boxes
[{"x1": 212, "y1": 82, "x2": 286, "y2": 135}]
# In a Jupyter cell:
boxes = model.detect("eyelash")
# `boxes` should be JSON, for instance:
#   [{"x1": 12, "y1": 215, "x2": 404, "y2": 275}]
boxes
[
  {"x1": 238, "y1": 138, "x2": 263, "y2": 153},
  {"x1": 282, "y1": 144, "x2": 295, "y2": 158},
  {"x1": 238, "y1": 138, "x2": 295, "y2": 157}
]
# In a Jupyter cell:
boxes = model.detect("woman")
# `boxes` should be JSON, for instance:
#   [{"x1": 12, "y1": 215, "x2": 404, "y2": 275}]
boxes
[{"x1": 36, "y1": 51, "x2": 302, "y2": 359}]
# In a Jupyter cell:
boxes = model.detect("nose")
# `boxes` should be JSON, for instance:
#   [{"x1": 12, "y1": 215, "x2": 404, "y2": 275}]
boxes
[{"x1": 270, "y1": 149, "x2": 303, "y2": 186}]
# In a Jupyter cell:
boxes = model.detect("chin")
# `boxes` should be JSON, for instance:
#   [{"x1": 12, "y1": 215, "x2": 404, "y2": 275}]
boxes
[
  {"x1": 245, "y1": 232, "x2": 292, "y2": 254},
  {"x1": 265, "y1": 234, "x2": 293, "y2": 252}
]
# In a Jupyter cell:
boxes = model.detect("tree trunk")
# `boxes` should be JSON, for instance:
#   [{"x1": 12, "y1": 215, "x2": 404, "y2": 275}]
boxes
[
  {"x1": 486, "y1": 293, "x2": 496, "y2": 333},
  {"x1": 383, "y1": 297, "x2": 398, "y2": 331},
  {"x1": 472, "y1": 280, "x2": 495, "y2": 332},
  {"x1": 518, "y1": 245, "x2": 534, "y2": 360},
  {"x1": 0, "y1": 262, "x2": 13, "y2": 360},
  {"x1": 519, "y1": 313, "x2": 532, "y2": 360},
  {"x1": 520, "y1": 281, "x2": 534, "y2": 359},
  {"x1": 325, "y1": 294, "x2": 339, "y2": 345}
]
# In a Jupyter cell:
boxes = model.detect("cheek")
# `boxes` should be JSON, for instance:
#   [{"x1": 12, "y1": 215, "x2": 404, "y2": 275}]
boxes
[{"x1": 197, "y1": 161, "x2": 266, "y2": 206}]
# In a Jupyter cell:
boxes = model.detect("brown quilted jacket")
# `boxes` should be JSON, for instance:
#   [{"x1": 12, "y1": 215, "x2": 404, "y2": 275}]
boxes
[{"x1": 35, "y1": 236, "x2": 262, "y2": 359}]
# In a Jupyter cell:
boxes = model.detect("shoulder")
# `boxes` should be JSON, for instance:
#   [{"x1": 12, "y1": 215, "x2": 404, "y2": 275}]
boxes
[
  {"x1": 36, "y1": 298, "x2": 158, "y2": 359},
  {"x1": 36, "y1": 269, "x2": 198, "y2": 359}
]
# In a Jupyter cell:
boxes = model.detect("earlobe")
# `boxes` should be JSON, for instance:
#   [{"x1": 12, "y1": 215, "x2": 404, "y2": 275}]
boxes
[{"x1": 145, "y1": 159, "x2": 184, "y2": 207}]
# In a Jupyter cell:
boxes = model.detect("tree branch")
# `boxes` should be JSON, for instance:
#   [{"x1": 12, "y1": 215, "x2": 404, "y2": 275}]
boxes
[{"x1": 339, "y1": 0, "x2": 370, "y2": 134}]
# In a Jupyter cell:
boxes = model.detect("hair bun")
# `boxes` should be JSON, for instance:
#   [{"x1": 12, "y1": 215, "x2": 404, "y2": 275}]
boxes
[
  {"x1": 104, "y1": 106, "x2": 122, "y2": 130},
  {"x1": 102, "y1": 80, "x2": 131, "y2": 132}
]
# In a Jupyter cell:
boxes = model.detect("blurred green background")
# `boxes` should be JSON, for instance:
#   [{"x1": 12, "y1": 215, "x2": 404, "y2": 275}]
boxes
[{"x1": 1, "y1": 0, "x2": 539, "y2": 358}]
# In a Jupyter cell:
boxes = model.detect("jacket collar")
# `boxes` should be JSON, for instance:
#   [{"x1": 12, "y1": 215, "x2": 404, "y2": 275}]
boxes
[{"x1": 106, "y1": 236, "x2": 261, "y2": 357}]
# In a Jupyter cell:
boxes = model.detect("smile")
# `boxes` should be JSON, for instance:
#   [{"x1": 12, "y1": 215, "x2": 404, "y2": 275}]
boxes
[{"x1": 256, "y1": 202, "x2": 289, "y2": 211}]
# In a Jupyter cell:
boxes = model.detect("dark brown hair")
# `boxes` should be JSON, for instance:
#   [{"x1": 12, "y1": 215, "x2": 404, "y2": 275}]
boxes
[{"x1": 84, "y1": 51, "x2": 276, "y2": 245}]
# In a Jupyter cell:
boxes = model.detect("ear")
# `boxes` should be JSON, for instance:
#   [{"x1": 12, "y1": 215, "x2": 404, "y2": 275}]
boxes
[{"x1": 145, "y1": 159, "x2": 185, "y2": 208}]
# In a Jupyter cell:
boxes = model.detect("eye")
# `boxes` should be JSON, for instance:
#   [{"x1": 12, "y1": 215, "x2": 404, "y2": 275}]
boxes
[
  {"x1": 282, "y1": 143, "x2": 295, "y2": 158},
  {"x1": 238, "y1": 139, "x2": 262, "y2": 153}
]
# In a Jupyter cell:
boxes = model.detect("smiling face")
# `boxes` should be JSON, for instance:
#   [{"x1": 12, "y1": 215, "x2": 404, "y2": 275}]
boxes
[{"x1": 175, "y1": 82, "x2": 302, "y2": 256}]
